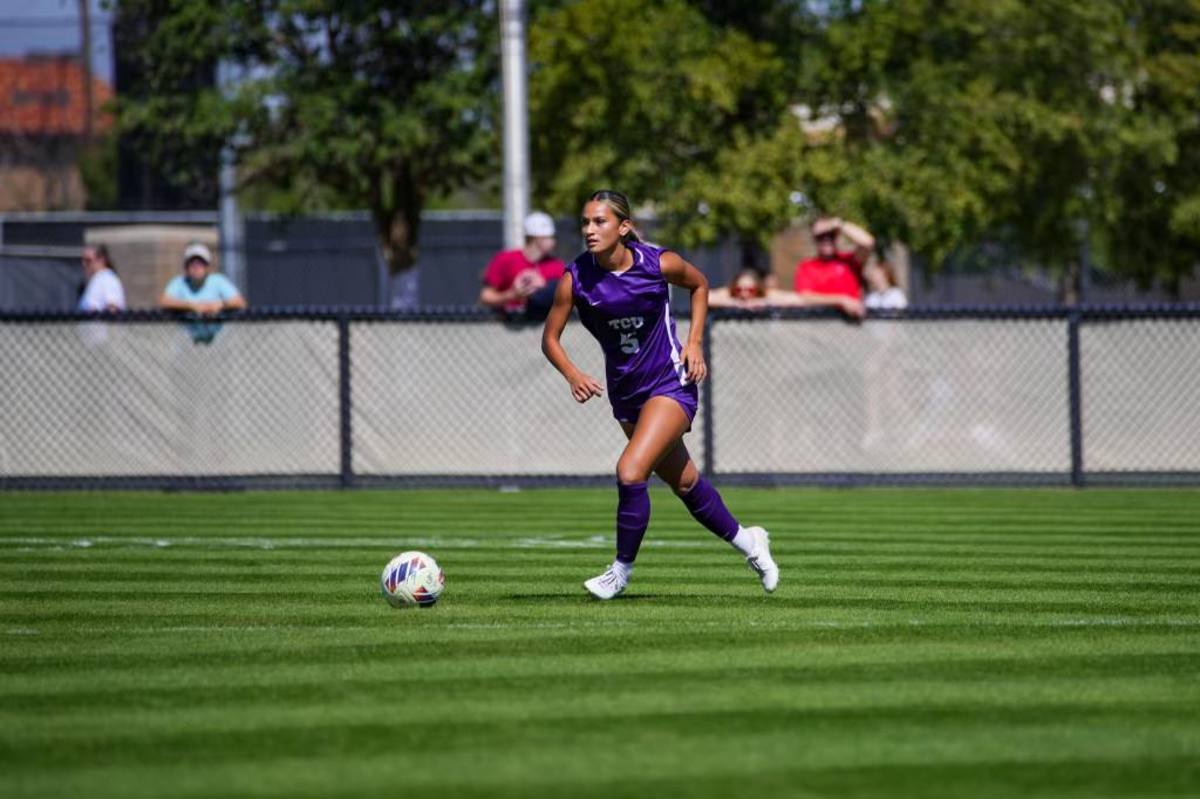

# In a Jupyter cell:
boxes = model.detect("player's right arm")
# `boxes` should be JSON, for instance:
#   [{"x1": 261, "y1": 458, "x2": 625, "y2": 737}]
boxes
[{"x1": 541, "y1": 272, "x2": 603, "y2": 403}]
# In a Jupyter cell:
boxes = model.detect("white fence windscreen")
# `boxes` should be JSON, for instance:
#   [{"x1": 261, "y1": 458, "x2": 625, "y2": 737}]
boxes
[
  {"x1": 0, "y1": 321, "x2": 339, "y2": 476},
  {"x1": 711, "y1": 318, "x2": 1070, "y2": 473},
  {"x1": 0, "y1": 312, "x2": 1196, "y2": 483}
]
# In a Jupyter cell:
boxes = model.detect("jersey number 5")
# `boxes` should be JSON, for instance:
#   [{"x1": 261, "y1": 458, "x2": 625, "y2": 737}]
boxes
[{"x1": 619, "y1": 332, "x2": 640, "y2": 354}]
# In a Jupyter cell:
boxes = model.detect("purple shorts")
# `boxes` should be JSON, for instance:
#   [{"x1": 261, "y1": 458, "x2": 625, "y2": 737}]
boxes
[{"x1": 611, "y1": 382, "x2": 699, "y2": 428}]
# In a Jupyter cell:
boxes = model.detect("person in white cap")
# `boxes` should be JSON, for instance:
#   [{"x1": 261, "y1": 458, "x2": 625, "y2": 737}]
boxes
[
  {"x1": 479, "y1": 211, "x2": 565, "y2": 322},
  {"x1": 159, "y1": 242, "x2": 246, "y2": 343}
]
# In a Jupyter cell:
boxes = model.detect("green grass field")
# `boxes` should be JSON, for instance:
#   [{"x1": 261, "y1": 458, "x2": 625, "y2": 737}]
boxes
[{"x1": 2, "y1": 487, "x2": 1199, "y2": 798}]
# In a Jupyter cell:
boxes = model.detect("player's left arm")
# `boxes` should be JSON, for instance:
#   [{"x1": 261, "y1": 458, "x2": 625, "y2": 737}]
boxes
[{"x1": 660, "y1": 252, "x2": 708, "y2": 384}]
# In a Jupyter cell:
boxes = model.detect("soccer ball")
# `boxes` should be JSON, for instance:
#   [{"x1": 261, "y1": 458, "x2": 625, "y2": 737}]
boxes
[{"x1": 380, "y1": 551, "x2": 445, "y2": 608}]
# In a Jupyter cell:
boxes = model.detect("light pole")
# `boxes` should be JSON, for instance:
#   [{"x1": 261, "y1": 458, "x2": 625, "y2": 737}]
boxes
[
  {"x1": 217, "y1": 59, "x2": 244, "y2": 292},
  {"x1": 500, "y1": 0, "x2": 530, "y2": 250}
]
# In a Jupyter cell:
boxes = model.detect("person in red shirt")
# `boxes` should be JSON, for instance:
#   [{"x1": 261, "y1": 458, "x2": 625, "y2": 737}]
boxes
[
  {"x1": 792, "y1": 216, "x2": 875, "y2": 318},
  {"x1": 479, "y1": 211, "x2": 566, "y2": 322}
]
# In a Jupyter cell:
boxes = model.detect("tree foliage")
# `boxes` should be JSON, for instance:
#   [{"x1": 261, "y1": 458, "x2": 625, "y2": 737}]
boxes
[
  {"x1": 114, "y1": 0, "x2": 496, "y2": 273},
  {"x1": 530, "y1": 0, "x2": 1200, "y2": 286},
  {"x1": 527, "y1": 0, "x2": 785, "y2": 227},
  {"x1": 113, "y1": 0, "x2": 1200, "y2": 285}
]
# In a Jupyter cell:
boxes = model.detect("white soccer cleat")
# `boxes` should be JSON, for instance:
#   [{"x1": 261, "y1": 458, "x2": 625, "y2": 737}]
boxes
[
  {"x1": 744, "y1": 526, "x2": 779, "y2": 593},
  {"x1": 584, "y1": 565, "x2": 629, "y2": 600}
]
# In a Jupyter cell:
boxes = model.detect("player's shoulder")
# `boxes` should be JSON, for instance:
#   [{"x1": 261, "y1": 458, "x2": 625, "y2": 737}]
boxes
[
  {"x1": 631, "y1": 240, "x2": 673, "y2": 275},
  {"x1": 632, "y1": 240, "x2": 668, "y2": 259},
  {"x1": 565, "y1": 250, "x2": 592, "y2": 276}
]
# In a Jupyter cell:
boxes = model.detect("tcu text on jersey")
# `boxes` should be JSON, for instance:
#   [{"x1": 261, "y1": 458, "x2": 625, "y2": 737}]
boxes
[{"x1": 607, "y1": 316, "x2": 644, "y2": 354}]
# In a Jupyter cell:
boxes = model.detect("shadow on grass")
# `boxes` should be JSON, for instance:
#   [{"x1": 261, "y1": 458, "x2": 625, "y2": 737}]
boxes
[{"x1": 507, "y1": 593, "x2": 666, "y2": 602}]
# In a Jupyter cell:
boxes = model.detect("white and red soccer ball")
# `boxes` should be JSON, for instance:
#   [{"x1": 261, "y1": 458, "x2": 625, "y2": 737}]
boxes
[{"x1": 380, "y1": 551, "x2": 445, "y2": 608}]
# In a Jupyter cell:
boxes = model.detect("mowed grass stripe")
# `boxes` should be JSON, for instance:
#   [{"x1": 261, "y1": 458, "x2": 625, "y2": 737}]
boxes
[
  {"x1": 6, "y1": 633, "x2": 1199, "y2": 707},
  {"x1": 9, "y1": 697, "x2": 1200, "y2": 773},
  {"x1": 7, "y1": 529, "x2": 1200, "y2": 549},
  {"x1": 1, "y1": 487, "x2": 1198, "y2": 799},
  {"x1": 5, "y1": 552, "x2": 1200, "y2": 578},
  {"x1": 6, "y1": 568, "x2": 1200, "y2": 593},
  {"x1": 7, "y1": 663, "x2": 1199, "y2": 716},
  {"x1": 9, "y1": 755, "x2": 1199, "y2": 799}
]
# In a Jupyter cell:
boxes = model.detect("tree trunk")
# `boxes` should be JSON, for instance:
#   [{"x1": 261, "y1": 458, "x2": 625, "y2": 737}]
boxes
[{"x1": 373, "y1": 166, "x2": 423, "y2": 275}]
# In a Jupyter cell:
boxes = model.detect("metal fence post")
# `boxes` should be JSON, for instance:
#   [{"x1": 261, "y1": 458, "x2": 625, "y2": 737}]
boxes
[
  {"x1": 338, "y1": 314, "x2": 354, "y2": 488},
  {"x1": 1067, "y1": 309, "x2": 1084, "y2": 487},
  {"x1": 702, "y1": 318, "x2": 715, "y2": 479}
]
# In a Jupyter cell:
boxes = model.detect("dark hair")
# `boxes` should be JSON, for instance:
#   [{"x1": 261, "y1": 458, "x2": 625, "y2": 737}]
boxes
[
  {"x1": 87, "y1": 243, "x2": 117, "y2": 274},
  {"x1": 586, "y1": 189, "x2": 642, "y2": 243},
  {"x1": 729, "y1": 268, "x2": 767, "y2": 299}
]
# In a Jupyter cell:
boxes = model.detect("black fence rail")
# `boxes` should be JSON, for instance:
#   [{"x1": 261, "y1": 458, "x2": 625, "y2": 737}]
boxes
[{"x1": 2, "y1": 305, "x2": 1198, "y2": 490}]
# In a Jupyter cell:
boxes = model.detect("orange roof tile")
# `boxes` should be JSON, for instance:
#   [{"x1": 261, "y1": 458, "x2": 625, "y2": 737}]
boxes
[{"x1": 0, "y1": 56, "x2": 113, "y2": 137}]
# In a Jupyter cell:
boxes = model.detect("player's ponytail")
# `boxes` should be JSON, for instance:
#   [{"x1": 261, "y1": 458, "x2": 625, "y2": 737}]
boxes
[{"x1": 588, "y1": 189, "x2": 642, "y2": 243}]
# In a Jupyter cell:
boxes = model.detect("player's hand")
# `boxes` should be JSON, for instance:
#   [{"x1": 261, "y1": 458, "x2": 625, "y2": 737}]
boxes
[
  {"x1": 681, "y1": 343, "x2": 707, "y2": 384},
  {"x1": 839, "y1": 297, "x2": 866, "y2": 320},
  {"x1": 567, "y1": 371, "x2": 603, "y2": 403}
]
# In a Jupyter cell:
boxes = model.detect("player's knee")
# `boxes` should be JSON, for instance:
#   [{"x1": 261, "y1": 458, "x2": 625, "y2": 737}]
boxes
[
  {"x1": 672, "y1": 471, "x2": 699, "y2": 496},
  {"x1": 616, "y1": 458, "x2": 649, "y2": 485}
]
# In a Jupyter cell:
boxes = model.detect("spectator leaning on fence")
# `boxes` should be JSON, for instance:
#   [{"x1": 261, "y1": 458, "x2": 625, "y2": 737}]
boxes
[
  {"x1": 159, "y1": 243, "x2": 246, "y2": 344},
  {"x1": 709, "y1": 268, "x2": 780, "y2": 309},
  {"x1": 710, "y1": 266, "x2": 862, "y2": 310},
  {"x1": 792, "y1": 216, "x2": 874, "y2": 318},
  {"x1": 479, "y1": 211, "x2": 565, "y2": 323},
  {"x1": 78, "y1": 244, "x2": 126, "y2": 312}
]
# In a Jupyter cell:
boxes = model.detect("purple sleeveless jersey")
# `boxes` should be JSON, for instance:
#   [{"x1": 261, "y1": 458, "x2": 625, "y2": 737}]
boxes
[{"x1": 565, "y1": 241, "x2": 699, "y2": 424}]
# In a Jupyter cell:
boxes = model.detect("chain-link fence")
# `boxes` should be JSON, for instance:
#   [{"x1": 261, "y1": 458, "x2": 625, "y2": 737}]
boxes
[{"x1": 1, "y1": 307, "x2": 1198, "y2": 489}]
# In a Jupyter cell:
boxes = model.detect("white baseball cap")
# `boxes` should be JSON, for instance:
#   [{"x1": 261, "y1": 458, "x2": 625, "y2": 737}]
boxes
[
  {"x1": 523, "y1": 211, "x2": 555, "y2": 239},
  {"x1": 183, "y1": 242, "x2": 212, "y2": 265}
]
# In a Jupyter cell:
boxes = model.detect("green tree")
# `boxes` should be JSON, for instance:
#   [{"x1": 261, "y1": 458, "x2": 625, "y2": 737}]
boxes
[
  {"x1": 532, "y1": 0, "x2": 1199, "y2": 288},
  {"x1": 527, "y1": 0, "x2": 785, "y2": 231},
  {"x1": 1103, "y1": 0, "x2": 1200, "y2": 290},
  {"x1": 114, "y1": 0, "x2": 497, "y2": 273}
]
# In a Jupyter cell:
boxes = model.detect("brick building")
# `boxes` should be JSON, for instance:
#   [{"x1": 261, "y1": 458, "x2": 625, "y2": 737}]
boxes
[{"x1": 0, "y1": 55, "x2": 113, "y2": 211}]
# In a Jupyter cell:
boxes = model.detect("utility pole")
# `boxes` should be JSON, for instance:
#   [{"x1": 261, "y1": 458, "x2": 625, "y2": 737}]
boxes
[
  {"x1": 217, "y1": 60, "x2": 244, "y2": 292},
  {"x1": 499, "y1": 0, "x2": 530, "y2": 249},
  {"x1": 80, "y1": 0, "x2": 93, "y2": 140}
]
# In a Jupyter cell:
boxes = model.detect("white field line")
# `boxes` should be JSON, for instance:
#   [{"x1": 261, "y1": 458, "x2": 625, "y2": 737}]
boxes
[{"x1": 0, "y1": 535, "x2": 709, "y2": 551}]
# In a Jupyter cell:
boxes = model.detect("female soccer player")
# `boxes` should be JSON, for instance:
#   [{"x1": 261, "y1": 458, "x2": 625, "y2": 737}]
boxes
[{"x1": 541, "y1": 190, "x2": 779, "y2": 599}]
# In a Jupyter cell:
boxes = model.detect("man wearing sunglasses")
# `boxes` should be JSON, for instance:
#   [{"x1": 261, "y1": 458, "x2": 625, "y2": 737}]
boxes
[{"x1": 792, "y1": 216, "x2": 875, "y2": 318}]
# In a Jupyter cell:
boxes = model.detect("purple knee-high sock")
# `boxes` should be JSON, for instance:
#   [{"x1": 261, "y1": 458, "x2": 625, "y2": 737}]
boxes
[
  {"x1": 680, "y1": 478, "x2": 740, "y2": 542},
  {"x1": 615, "y1": 481, "x2": 651, "y2": 564}
]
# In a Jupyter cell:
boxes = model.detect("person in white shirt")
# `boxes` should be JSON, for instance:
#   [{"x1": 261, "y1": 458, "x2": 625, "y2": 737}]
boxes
[
  {"x1": 863, "y1": 260, "x2": 908, "y2": 310},
  {"x1": 78, "y1": 244, "x2": 126, "y2": 312}
]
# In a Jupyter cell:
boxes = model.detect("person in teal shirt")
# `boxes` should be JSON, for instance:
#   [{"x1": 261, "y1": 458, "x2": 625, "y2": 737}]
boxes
[{"x1": 159, "y1": 242, "x2": 246, "y2": 343}]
